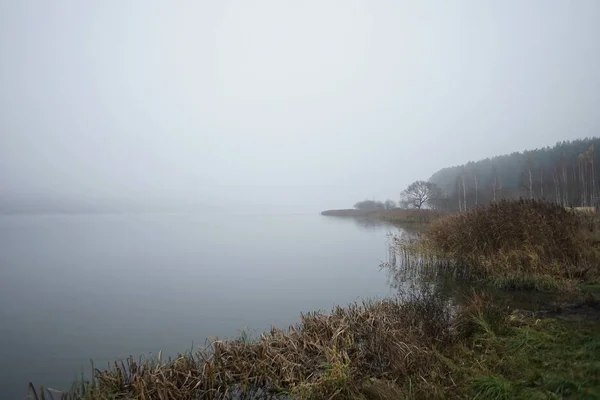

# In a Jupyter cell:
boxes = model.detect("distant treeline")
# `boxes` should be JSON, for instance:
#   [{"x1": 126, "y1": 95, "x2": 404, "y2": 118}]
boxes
[
  {"x1": 353, "y1": 199, "x2": 397, "y2": 211},
  {"x1": 428, "y1": 137, "x2": 600, "y2": 211}
]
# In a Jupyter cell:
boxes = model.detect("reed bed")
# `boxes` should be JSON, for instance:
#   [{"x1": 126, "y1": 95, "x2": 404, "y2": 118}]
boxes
[
  {"x1": 386, "y1": 199, "x2": 600, "y2": 290},
  {"x1": 383, "y1": 233, "x2": 468, "y2": 284},
  {"x1": 32, "y1": 290, "x2": 464, "y2": 400},
  {"x1": 369, "y1": 209, "x2": 445, "y2": 225}
]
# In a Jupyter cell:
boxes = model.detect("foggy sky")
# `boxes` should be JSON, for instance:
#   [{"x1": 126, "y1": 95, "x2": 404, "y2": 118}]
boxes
[{"x1": 1, "y1": 0, "x2": 599, "y2": 212}]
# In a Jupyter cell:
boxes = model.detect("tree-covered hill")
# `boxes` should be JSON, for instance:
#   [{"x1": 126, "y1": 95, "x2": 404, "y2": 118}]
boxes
[{"x1": 428, "y1": 137, "x2": 600, "y2": 211}]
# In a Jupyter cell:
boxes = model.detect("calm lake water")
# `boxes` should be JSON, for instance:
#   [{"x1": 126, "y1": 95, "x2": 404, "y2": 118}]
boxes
[{"x1": 0, "y1": 212, "x2": 399, "y2": 398}]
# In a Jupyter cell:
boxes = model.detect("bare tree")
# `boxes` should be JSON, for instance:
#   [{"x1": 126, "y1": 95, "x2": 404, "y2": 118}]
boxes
[
  {"x1": 572, "y1": 160, "x2": 578, "y2": 205},
  {"x1": 526, "y1": 152, "x2": 534, "y2": 199},
  {"x1": 490, "y1": 164, "x2": 498, "y2": 202},
  {"x1": 539, "y1": 166, "x2": 544, "y2": 199},
  {"x1": 578, "y1": 153, "x2": 586, "y2": 206},
  {"x1": 455, "y1": 176, "x2": 463, "y2": 211},
  {"x1": 473, "y1": 171, "x2": 479, "y2": 205},
  {"x1": 461, "y1": 172, "x2": 467, "y2": 210},
  {"x1": 553, "y1": 167, "x2": 560, "y2": 205},
  {"x1": 400, "y1": 181, "x2": 442, "y2": 209},
  {"x1": 590, "y1": 145, "x2": 596, "y2": 207},
  {"x1": 561, "y1": 153, "x2": 568, "y2": 206}
]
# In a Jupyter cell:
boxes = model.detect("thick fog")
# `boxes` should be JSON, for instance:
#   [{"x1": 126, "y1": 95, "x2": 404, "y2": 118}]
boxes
[{"x1": 1, "y1": 0, "x2": 599, "y2": 213}]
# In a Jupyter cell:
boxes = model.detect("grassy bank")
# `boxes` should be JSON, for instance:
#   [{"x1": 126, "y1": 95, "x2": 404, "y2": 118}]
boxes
[
  {"x1": 466, "y1": 303, "x2": 600, "y2": 399},
  {"x1": 321, "y1": 208, "x2": 444, "y2": 225}
]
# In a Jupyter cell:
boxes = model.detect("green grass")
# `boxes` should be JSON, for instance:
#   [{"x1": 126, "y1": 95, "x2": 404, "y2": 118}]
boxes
[
  {"x1": 487, "y1": 274, "x2": 575, "y2": 292},
  {"x1": 467, "y1": 313, "x2": 600, "y2": 399},
  {"x1": 471, "y1": 375, "x2": 515, "y2": 400},
  {"x1": 579, "y1": 282, "x2": 600, "y2": 295}
]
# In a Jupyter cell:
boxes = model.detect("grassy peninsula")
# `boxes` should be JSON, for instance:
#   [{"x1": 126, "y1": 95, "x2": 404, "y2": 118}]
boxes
[
  {"x1": 321, "y1": 208, "x2": 444, "y2": 225},
  {"x1": 32, "y1": 199, "x2": 600, "y2": 399}
]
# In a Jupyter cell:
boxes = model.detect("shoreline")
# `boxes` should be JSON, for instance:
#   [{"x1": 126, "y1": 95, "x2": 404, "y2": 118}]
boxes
[
  {"x1": 31, "y1": 286, "x2": 600, "y2": 399},
  {"x1": 321, "y1": 208, "x2": 444, "y2": 224},
  {"x1": 30, "y1": 200, "x2": 600, "y2": 398}
]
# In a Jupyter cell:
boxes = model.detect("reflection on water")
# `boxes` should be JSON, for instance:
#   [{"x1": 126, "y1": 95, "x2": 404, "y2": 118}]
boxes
[
  {"x1": 321, "y1": 215, "x2": 394, "y2": 231},
  {"x1": 381, "y1": 229, "x2": 565, "y2": 311},
  {"x1": 321, "y1": 215, "x2": 428, "y2": 235}
]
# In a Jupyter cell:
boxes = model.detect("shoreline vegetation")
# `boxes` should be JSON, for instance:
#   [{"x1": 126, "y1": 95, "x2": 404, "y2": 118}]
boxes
[
  {"x1": 321, "y1": 208, "x2": 444, "y2": 225},
  {"x1": 33, "y1": 289, "x2": 600, "y2": 400},
  {"x1": 33, "y1": 199, "x2": 600, "y2": 399}
]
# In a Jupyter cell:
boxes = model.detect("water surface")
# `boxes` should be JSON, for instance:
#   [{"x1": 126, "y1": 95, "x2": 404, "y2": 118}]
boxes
[{"x1": 0, "y1": 212, "x2": 397, "y2": 398}]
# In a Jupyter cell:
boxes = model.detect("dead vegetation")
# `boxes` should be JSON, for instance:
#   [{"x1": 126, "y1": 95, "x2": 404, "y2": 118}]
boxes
[
  {"x1": 32, "y1": 288, "x2": 467, "y2": 400},
  {"x1": 390, "y1": 199, "x2": 600, "y2": 288},
  {"x1": 321, "y1": 208, "x2": 445, "y2": 225},
  {"x1": 369, "y1": 208, "x2": 445, "y2": 225},
  {"x1": 35, "y1": 286, "x2": 598, "y2": 400}
]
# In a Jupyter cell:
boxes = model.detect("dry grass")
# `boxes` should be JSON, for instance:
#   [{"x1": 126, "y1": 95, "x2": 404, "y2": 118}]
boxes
[
  {"x1": 320, "y1": 209, "x2": 370, "y2": 217},
  {"x1": 35, "y1": 289, "x2": 462, "y2": 400},
  {"x1": 369, "y1": 209, "x2": 445, "y2": 225},
  {"x1": 419, "y1": 199, "x2": 600, "y2": 285},
  {"x1": 30, "y1": 287, "x2": 600, "y2": 400},
  {"x1": 321, "y1": 208, "x2": 445, "y2": 225},
  {"x1": 569, "y1": 206, "x2": 596, "y2": 215}
]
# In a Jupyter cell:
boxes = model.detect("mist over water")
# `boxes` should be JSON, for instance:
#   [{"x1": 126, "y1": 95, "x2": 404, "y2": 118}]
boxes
[
  {"x1": 0, "y1": 212, "x2": 397, "y2": 398},
  {"x1": 2, "y1": 1, "x2": 599, "y2": 212}
]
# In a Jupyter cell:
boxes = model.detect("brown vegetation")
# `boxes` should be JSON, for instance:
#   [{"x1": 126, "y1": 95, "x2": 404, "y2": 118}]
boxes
[
  {"x1": 322, "y1": 208, "x2": 444, "y2": 225},
  {"x1": 420, "y1": 199, "x2": 600, "y2": 285},
  {"x1": 369, "y1": 208, "x2": 445, "y2": 225},
  {"x1": 570, "y1": 206, "x2": 596, "y2": 214},
  {"x1": 35, "y1": 286, "x2": 600, "y2": 399},
  {"x1": 320, "y1": 209, "x2": 370, "y2": 217},
  {"x1": 35, "y1": 290, "x2": 468, "y2": 399}
]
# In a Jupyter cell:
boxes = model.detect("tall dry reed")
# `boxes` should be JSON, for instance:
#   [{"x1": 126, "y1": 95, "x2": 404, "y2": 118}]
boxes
[
  {"x1": 422, "y1": 199, "x2": 600, "y2": 282},
  {"x1": 32, "y1": 289, "x2": 464, "y2": 400}
]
